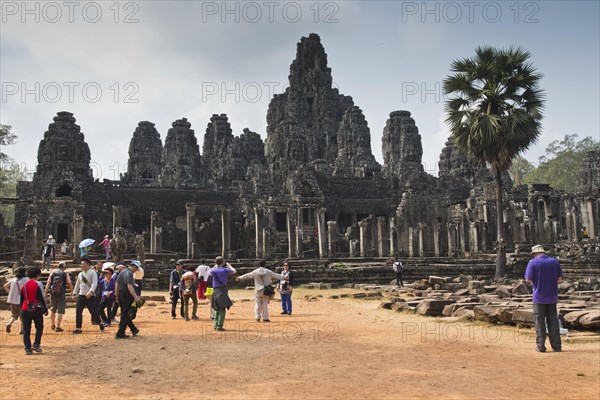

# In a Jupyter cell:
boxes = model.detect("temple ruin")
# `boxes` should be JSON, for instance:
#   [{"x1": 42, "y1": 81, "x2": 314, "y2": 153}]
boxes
[{"x1": 7, "y1": 34, "x2": 599, "y2": 270}]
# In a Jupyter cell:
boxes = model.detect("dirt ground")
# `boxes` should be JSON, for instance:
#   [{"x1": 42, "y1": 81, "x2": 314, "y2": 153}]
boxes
[{"x1": 0, "y1": 288, "x2": 598, "y2": 400}]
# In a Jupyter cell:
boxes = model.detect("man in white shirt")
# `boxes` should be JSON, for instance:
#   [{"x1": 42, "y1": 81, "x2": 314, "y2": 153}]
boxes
[
  {"x1": 195, "y1": 259, "x2": 211, "y2": 300},
  {"x1": 237, "y1": 260, "x2": 288, "y2": 322},
  {"x1": 71, "y1": 257, "x2": 104, "y2": 334},
  {"x1": 392, "y1": 257, "x2": 404, "y2": 287}
]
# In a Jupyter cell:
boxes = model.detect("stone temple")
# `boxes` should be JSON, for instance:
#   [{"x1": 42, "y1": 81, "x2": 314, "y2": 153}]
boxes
[{"x1": 10, "y1": 34, "x2": 600, "y2": 267}]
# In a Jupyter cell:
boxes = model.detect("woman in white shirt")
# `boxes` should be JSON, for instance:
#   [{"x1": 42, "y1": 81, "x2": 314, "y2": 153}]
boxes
[{"x1": 3, "y1": 267, "x2": 28, "y2": 333}]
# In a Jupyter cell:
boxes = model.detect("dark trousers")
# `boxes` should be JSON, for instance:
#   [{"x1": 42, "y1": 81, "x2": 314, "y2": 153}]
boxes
[
  {"x1": 395, "y1": 271, "x2": 404, "y2": 287},
  {"x1": 117, "y1": 292, "x2": 137, "y2": 336},
  {"x1": 21, "y1": 310, "x2": 44, "y2": 350},
  {"x1": 134, "y1": 280, "x2": 142, "y2": 296},
  {"x1": 533, "y1": 303, "x2": 561, "y2": 351},
  {"x1": 171, "y1": 289, "x2": 184, "y2": 317},
  {"x1": 99, "y1": 298, "x2": 114, "y2": 323},
  {"x1": 109, "y1": 299, "x2": 119, "y2": 320},
  {"x1": 75, "y1": 295, "x2": 102, "y2": 329}
]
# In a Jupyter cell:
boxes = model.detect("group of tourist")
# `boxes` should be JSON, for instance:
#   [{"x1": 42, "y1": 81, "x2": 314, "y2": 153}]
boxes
[
  {"x1": 169, "y1": 258, "x2": 293, "y2": 330},
  {"x1": 3, "y1": 257, "x2": 145, "y2": 354},
  {"x1": 5, "y1": 242, "x2": 562, "y2": 355}
]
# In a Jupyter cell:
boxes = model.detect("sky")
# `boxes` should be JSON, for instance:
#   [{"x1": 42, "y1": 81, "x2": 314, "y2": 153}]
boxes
[{"x1": 1, "y1": 0, "x2": 599, "y2": 181}]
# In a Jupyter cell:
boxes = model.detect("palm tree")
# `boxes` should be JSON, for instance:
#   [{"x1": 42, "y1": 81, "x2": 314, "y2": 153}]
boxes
[{"x1": 443, "y1": 46, "x2": 545, "y2": 279}]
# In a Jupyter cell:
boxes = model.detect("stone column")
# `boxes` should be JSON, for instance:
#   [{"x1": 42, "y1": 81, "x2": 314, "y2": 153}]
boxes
[
  {"x1": 552, "y1": 220, "x2": 559, "y2": 242},
  {"x1": 459, "y1": 215, "x2": 468, "y2": 254},
  {"x1": 433, "y1": 222, "x2": 441, "y2": 257},
  {"x1": 262, "y1": 228, "x2": 270, "y2": 259},
  {"x1": 470, "y1": 222, "x2": 479, "y2": 254},
  {"x1": 480, "y1": 220, "x2": 488, "y2": 253},
  {"x1": 23, "y1": 213, "x2": 38, "y2": 264},
  {"x1": 584, "y1": 198, "x2": 596, "y2": 238},
  {"x1": 72, "y1": 212, "x2": 84, "y2": 263},
  {"x1": 112, "y1": 206, "x2": 122, "y2": 236},
  {"x1": 447, "y1": 223, "x2": 456, "y2": 257},
  {"x1": 150, "y1": 211, "x2": 159, "y2": 253},
  {"x1": 408, "y1": 227, "x2": 414, "y2": 258},
  {"x1": 295, "y1": 226, "x2": 303, "y2": 258},
  {"x1": 255, "y1": 208, "x2": 263, "y2": 258},
  {"x1": 327, "y1": 221, "x2": 337, "y2": 257},
  {"x1": 186, "y1": 203, "x2": 196, "y2": 259},
  {"x1": 287, "y1": 209, "x2": 297, "y2": 259},
  {"x1": 155, "y1": 227, "x2": 163, "y2": 253},
  {"x1": 389, "y1": 217, "x2": 396, "y2": 257},
  {"x1": 536, "y1": 200, "x2": 545, "y2": 242},
  {"x1": 417, "y1": 223, "x2": 427, "y2": 258},
  {"x1": 221, "y1": 208, "x2": 231, "y2": 258},
  {"x1": 358, "y1": 219, "x2": 368, "y2": 257},
  {"x1": 375, "y1": 217, "x2": 384, "y2": 257},
  {"x1": 316, "y1": 208, "x2": 327, "y2": 258}
]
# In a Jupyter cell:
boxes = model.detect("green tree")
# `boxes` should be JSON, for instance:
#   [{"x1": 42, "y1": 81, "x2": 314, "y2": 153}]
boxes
[
  {"x1": 0, "y1": 124, "x2": 17, "y2": 163},
  {"x1": 509, "y1": 155, "x2": 534, "y2": 186},
  {"x1": 0, "y1": 163, "x2": 25, "y2": 227},
  {"x1": 444, "y1": 46, "x2": 545, "y2": 279},
  {"x1": 524, "y1": 134, "x2": 600, "y2": 191},
  {"x1": 0, "y1": 124, "x2": 21, "y2": 228}
]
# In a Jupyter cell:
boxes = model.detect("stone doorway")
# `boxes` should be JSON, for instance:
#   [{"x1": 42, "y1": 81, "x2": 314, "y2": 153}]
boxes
[{"x1": 56, "y1": 223, "x2": 69, "y2": 244}]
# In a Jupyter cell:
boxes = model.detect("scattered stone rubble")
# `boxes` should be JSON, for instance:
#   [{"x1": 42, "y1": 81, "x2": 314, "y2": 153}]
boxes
[
  {"x1": 302, "y1": 277, "x2": 600, "y2": 331},
  {"x1": 376, "y1": 276, "x2": 600, "y2": 331}
]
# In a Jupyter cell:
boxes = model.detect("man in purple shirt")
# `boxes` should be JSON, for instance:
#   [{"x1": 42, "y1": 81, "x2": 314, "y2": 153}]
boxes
[
  {"x1": 209, "y1": 257, "x2": 236, "y2": 331},
  {"x1": 524, "y1": 245, "x2": 564, "y2": 353}
]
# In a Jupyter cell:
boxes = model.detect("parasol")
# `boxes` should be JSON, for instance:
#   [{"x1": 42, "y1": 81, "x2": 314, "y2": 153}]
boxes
[{"x1": 79, "y1": 238, "x2": 95, "y2": 248}]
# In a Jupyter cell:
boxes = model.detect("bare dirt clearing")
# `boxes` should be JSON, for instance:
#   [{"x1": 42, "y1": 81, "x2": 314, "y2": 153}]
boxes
[{"x1": 1, "y1": 289, "x2": 598, "y2": 400}]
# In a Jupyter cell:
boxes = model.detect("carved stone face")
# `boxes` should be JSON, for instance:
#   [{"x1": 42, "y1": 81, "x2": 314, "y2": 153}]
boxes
[{"x1": 287, "y1": 139, "x2": 306, "y2": 162}]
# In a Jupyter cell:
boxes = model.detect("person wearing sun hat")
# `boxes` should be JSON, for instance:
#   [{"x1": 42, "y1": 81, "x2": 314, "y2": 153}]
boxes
[
  {"x1": 131, "y1": 259, "x2": 144, "y2": 296},
  {"x1": 98, "y1": 265, "x2": 116, "y2": 328},
  {"x1": 98, "y1": 234, "x2": 111, "y2": 260},
  {"x1": 524, "y1": 245, "x2": 564, "y2": 353}
]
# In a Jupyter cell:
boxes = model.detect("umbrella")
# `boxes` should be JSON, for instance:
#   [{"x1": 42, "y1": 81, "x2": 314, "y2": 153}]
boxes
[{"x1": 79, "y1": 238, "x2": 95, "y2": 248}]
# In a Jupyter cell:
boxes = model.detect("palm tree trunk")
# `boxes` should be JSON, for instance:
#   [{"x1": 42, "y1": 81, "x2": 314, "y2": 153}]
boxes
[{"x1": 494, "y1": 167, "x2": 507, "y2": 280}]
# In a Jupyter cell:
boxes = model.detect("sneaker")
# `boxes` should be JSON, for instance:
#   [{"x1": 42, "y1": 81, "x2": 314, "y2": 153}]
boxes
[
  {"x1": 31, "y1": 345, "x2": 43, "y2": 353},
  {"x1": 25, "y1": 348, "x2": 33, "y2": 355},
  {"x1": 536, "y1": 348, "x2": 546, "y2": 353},
  {"x1": 102, "y1": 323, "x2": 111, "y2": 328},
  {"x1": 72, "y1": 329, "x2": 82, "y2": 334},
  {"x1": 5, "y1": 324, "x2": 10, "y2": 333},
  {"x1": 552, "y1": 348, "x2": 562, "y2": 352},
  {"x1": 172, "y1": 316, "x2": 176, "y2": 320},
  {"x1": 55, "y1": 327, "x2": 64, "y2": 332},
  {"x1": 185, "y1": 317, "x2": 190, "y2": 321},
  {"x1": 281, "y1": 311, "x2": 287, "y2": 315},
  {"x1": 263, "y1": 319, "x2": 270, "y2": 322},
  {"x1": 99, "y1": 324, "x2": 105, "y2": 331},
  {"x1": 287, "y1": 312, "x2": 292, "y2": 315},
  {"x1": 115, "y1": 334, "x2": 130, "y2": 339},
  {"x1": 131, "y1": 328, "x2": 139, "y2": 336},
  {"x1": 255, "y1": 317, "x2": 261, "y2": 322},
  {"x1": 191, "y1": 316, "x2": 199, "y2": 320}
]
